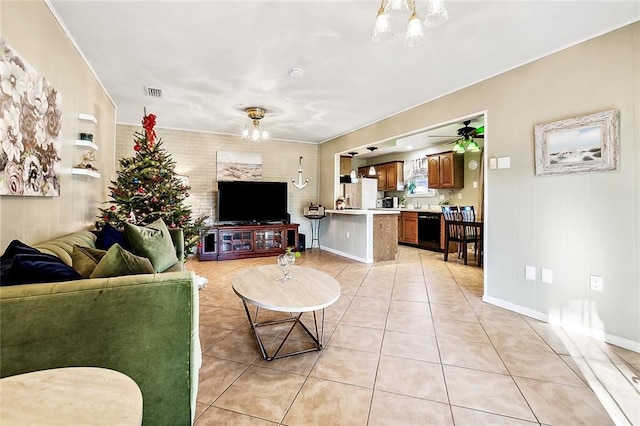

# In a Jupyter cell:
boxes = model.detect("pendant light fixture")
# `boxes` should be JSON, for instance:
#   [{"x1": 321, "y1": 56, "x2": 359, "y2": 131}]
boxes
[
  {"x1": 367, "y1": 147, "x2": 378, "y2": 176},
  {"x1": 348, "y1": 152, "x2": 358, "y2": 181}
]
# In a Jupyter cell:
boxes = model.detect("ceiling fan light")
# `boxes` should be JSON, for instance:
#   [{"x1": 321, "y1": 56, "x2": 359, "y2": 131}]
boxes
[
  {"x1": 372, "y1": 9, "x2": 393, "y2": 43},
  {"x1": 466, "y1": 139, "x2": 480, "y2": 152},
  {"x1": 453, "y1": 140, "x2": 465, "y2": 154},
  {"x1": 404, "y1": 13, "x2": 425, "y2": 47},
  {"x1": 423, "y1": 0, "x2": 449, "y2": 26}
]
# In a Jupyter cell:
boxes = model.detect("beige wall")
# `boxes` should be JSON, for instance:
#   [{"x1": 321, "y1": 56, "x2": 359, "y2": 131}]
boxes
[
  {"x1": 321, "y1": 22, "x2": 640, "y2": 349},
  {"x1": 0, "y1": 0, "x2": 116, "y2": 248},
  {"x1": 116, "y1": 125, "x2": 319, "y2": 244}
]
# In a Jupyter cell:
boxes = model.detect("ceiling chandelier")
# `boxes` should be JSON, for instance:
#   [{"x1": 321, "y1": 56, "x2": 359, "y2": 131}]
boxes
[
  {"x1": 241, "y1": 107, "x2": 269, "y2": 141},
  {"x1": 371, "y1": 0, "x2": 449, "y2": 47}
]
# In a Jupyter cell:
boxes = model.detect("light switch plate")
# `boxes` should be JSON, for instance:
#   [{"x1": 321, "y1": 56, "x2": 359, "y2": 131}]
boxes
[
  {"x1": 497, "y1": 157, "x2": 511, "y2": 169},
  {"x1": 542, "y1": 268, "x2": 553, "y2": 284},
  {"x1": 525, "y1": 265, "x2": 536, "y2": 280},
  {"x1": 473, "y1": 181, "x2": 478, "y2": 188},
  {"x1": 489, "y1": 158, "x2": 497, "y2": 169}
]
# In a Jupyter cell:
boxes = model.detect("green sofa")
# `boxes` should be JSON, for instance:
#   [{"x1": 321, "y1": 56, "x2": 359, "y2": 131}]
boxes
[{"x1": 0, "y1": 230, "x2": 201, "y2": 425}]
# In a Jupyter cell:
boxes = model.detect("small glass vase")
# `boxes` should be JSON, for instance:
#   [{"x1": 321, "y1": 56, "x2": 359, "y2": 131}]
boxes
[{"x1": 276, "y1": 252, "x2": 296, "y2": 281}]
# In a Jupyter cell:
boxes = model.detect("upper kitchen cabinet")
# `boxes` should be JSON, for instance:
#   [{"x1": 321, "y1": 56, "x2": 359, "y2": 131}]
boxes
[
  {"x1": 375, "y1": 161, "x2": 404, "y2": 191},
  {"x1": 427, "y1": 152, "x2": 464, "y2": 189}
]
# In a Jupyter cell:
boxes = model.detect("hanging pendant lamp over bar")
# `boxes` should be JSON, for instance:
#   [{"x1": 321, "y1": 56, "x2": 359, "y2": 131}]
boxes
[{"x1": 367, "y1": 147, "x2": 378, "y2": 175}]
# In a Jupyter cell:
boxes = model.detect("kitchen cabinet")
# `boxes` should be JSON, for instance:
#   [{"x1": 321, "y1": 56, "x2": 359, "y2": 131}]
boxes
[
  {"x1": 399, "y1": 211, "x2": 418, "y2": 245},
  {"x1": 374, "y1": 161, "x2": 404, "y2": 191},
  {"x1": 427, "y1": 151, "x2": 464, "y2": 189}
]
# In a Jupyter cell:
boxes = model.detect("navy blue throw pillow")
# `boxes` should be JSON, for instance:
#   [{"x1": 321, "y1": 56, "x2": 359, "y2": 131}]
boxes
[
  {"x1": 95, "y1": 223, "x2": 131, "y2": 251},
  {"x1": 1, "y1": 239, "x2": 40, "y2": 260},
  {"x1": 2, "y1": 253, "x2": 82, "y2": 286},
  {"x1": 1, "y1": 240, "x2": 42, "y2": 284}
]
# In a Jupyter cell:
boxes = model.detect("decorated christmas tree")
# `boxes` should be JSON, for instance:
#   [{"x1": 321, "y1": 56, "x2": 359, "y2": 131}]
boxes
[{"x1": 97, "y1": 111, "x2": 207, "y2": 254}]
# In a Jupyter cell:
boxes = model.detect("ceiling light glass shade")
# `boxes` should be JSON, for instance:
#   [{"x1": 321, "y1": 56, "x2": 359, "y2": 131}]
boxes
[
  {"x1": 371, "y1": 8, "x2": 393, "y2": 43},
  {"x1": 369, "y1": 165, "x2": 376, "y2": 175},
  {"x1": 350, "y1": 169, "x2": 357, "y2": 179},
  {"x1": 241, "y1": 125, "x2": 249, "y2": 139},
  {"x1": 466, "y1": 139, "x2": 480, "y2": 152},
  {"x1": 423, "y1": 0, "x2": 449, "y2": 26},
  {"x1": 251, "y1": 128, "x2": 260, "y2": 141},
  {"x1": 385, "y1": 0, "x2": 410, "y2": 19},
  {"x1": 453, "y1": 140, "x2": 465, "y2": 154},
  {"x1": 404, "y1": 13, "x2": 425, "y2": 47},
  {"x1": 261, "y1": 129, "x2": 269, "y2": 140}
]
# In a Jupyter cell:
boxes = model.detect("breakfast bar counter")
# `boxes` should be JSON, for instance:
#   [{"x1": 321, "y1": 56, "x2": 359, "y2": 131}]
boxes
[{"x1": 319, "y1": 209, "x2": 399, "y2": 263}]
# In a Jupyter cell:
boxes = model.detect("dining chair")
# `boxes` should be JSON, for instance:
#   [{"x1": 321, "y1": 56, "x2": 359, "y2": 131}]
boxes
[
  {"x1": 460, "y1": 206, "x2": 478, "y2": 258},
  {"x1": 442, "y1": 205, "x2": 481, "y2": 265}
]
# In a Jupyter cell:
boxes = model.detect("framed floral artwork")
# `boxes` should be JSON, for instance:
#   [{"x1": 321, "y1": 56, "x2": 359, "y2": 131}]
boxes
[
  {"x1": 534, "y1": 110, "x2": 619, "y2": 176},
  {"x1": 0, "y1": 39, "x2": 62, "y2": 196}
]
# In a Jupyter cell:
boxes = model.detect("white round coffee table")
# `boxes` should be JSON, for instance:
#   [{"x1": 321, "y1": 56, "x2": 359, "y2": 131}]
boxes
[
  {"x1": 0, "y1": 367, "x2": 143, "y2": 425},
  {"x1": 232, "y1": 264, "x2": 341, "y2": 361}
]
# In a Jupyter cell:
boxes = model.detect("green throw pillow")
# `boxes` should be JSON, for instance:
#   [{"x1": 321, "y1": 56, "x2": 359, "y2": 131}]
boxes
[
  {"x1": 71, "y1": 245, "x2": 107, "y2": 278},
  {"x1": 90, "y1": 243, "x2": 155, "y2": 278},
  {"x1": 123, "y1": 218, "x2": 178, "y2": 273}
]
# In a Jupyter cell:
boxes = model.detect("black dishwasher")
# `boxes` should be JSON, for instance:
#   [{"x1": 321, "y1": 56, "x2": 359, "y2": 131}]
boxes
[{"x1": 418, "y1": 212, "x2": 441, "y2": 251}]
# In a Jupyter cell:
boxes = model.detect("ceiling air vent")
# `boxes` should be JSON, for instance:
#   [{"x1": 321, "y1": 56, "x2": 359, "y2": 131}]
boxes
[{"x1": 145, "y1": 87, "x2": 163, "y2": 98}]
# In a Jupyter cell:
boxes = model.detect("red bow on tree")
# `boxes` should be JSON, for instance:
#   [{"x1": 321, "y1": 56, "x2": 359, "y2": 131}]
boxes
[{"x1": 142, "y1": 113, "x2": 157, "y2": 147}]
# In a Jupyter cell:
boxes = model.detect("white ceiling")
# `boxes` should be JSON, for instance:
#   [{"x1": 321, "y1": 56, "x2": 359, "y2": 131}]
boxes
[{"x1": 49, "y1": 1, "x2": 639, "y2": 145}]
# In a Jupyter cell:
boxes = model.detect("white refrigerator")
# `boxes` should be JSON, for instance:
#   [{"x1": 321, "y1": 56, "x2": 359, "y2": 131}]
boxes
[{"x1": 341, "y1": 178, "x2": 379, "y2": 209}]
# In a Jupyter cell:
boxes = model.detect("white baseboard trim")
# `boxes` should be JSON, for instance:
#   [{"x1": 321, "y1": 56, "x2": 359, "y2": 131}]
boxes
[
  {"x1": 482, "y1": 295, "x2": 640, "y2": 353},
  {"x1": 319, "y1": 246, "x2": 372, "y2": 264}
]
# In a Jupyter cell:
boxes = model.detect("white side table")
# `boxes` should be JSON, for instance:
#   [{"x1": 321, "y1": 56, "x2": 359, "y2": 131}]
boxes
[{"x1": 0, "y1": 367, "x2": 143, "y2": 425}]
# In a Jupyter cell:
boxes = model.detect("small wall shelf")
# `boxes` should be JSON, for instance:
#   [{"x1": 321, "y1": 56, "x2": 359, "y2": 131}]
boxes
[
  {"x1": 77, "y1": 113, "x2": 97, "y2": 124},
  {"x1": 71, "y1": 168, "x2": 101, "y2": 179},
  {"x1": 74, "y1": 140, "x2": 99, "y2": 151}
]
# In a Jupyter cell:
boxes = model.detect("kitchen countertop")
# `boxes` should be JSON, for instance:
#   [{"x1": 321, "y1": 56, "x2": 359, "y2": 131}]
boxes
[
  {"x1": 325, "y1": 209, "x2": 400, "y2": 215},
  {"x1": 372, "y1": 207, "x2": 445, "y2": 213}
]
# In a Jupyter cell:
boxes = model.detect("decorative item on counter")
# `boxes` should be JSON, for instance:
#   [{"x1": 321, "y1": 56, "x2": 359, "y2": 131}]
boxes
[
  {"x1": 336, "y1": 197, "x2": 345, "y2": 210},
  {"x1": 304, "y1": 203, "x2": 325, "y2": 217},
  {"x1": 79, "y1": 133, "x2": 93, "y2": 141},
  {"x1": 291, "y1": 156, "x2": 309, "y2": 189},
  {"x1": 74, "y1": 151, "x2": 98, "y2": 170}
]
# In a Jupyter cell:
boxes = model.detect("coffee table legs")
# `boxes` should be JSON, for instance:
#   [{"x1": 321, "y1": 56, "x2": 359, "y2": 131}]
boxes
[{"x1": 240, "y1": 301, "x2": 326, "y2": 361}]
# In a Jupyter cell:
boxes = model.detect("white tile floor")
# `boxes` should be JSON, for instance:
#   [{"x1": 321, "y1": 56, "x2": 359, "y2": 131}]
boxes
[{"x1": 188, "y1": 246, "x2": 640, "y2": 425}]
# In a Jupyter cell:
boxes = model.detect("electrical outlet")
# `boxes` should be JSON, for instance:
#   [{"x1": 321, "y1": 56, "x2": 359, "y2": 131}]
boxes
[
  {"x1": 473, "y1": 181, "x2": 478, "y2": 188},
  {"x1": 457, "y1": 193, "x2": 463, "y2": 199},
  {"x1": 590, "y1": 275, "x2": 603, "y2": 292},
  {"x1": 541, "y1": 268, "x2": 553, "y2": 284},
  {"x1": 439, "y1": 194, "x2": 445, "y2": 200}
]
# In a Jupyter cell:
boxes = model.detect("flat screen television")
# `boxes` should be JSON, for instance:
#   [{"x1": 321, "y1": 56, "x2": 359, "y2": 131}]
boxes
[{"x1": 217, "y1": 181, "x2": 288, "y2": 224}]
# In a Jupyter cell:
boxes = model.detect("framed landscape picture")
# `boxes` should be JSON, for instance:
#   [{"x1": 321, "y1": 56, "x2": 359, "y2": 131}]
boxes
[{"x1": 534, "y1": 110, "x2": 619, "y2": 176}]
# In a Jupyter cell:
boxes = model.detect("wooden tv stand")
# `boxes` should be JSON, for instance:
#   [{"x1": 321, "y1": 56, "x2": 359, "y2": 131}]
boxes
[{"x1": 198, "y1": 223, "x2": 299, "y2": 261}]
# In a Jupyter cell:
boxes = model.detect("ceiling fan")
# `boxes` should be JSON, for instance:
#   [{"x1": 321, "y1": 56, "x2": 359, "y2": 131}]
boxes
[
  {"x1": 457, "y1": 120, "x2": 484, "y2": 138},
  {"x1": 431, "y1": 120, "x2": 484, "y2": 153}
]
